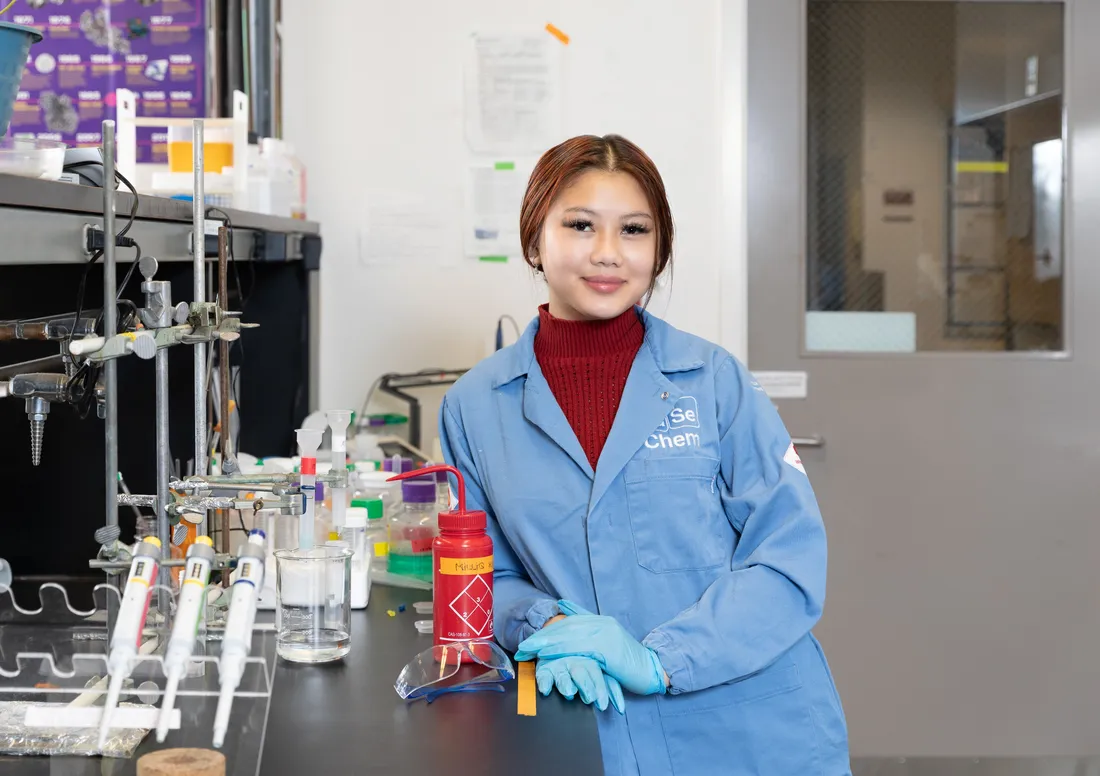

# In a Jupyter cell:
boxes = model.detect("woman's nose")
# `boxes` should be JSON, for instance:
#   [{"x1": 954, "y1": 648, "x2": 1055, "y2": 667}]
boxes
[{"x1": 592, "y1": 230, "x2": 622, "y2": 266}]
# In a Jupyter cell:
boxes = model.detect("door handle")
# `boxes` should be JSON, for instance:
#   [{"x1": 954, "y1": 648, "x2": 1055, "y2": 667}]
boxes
[{"x1": 791, "y1": 435, "x2": 824, "y2": 448}]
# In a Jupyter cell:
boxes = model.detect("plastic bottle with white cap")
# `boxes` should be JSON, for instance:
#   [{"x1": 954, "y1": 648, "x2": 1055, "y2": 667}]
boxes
[{"x1": 339, "y1": 505, "x2": 371, "y2": 609}]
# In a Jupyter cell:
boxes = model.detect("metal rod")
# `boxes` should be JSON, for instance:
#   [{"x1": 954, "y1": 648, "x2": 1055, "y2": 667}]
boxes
[
  {"x1": 218, "y1": 225, "x2": 231, "y2": 560},
  {"x1": 155, "y1": 326, "x2": 171, "y2": 573},
  {"x1": 172, "y1": 474, "x2": 295, "y2": 489},
  {"x1": 102, "y1": 120, "x2": 120, "y2": 634},
  {"x1": 0, "y1": 355, "x2": 65, "y2": 380},
  {"x1": 102, "y1": 121, "x2": 118, "y2": 532},
  {"x1": 90, "y1": 556, "x2": 235, "y2": 571},
  {"x1": 118, "y1": 494, "x2": 158, "y2": 508},
  {"x1": 192, "y1": 118, "x2": 208, "y2": 535}
]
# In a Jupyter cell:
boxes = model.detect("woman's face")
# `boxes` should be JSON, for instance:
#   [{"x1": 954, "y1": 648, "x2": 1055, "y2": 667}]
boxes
[{"x1": 536, "y1": 170, "x2": 657, "y2": 321}]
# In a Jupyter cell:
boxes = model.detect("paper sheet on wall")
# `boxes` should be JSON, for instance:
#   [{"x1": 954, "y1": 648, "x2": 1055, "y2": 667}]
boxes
[
  {"x1": 465, "y1": 31, "x2": 563, "y2": 154},
  {"x1": 359, "y1": 197, "x2": 453, "y2": 267},
  {"x1": 465, "y1": 160, "x2": 533, "y2": 260}
]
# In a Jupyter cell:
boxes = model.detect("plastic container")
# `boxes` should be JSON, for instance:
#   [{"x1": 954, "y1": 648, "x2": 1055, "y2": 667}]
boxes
[
  {"x1": 352, "y1": 498, "x2": 387, "y2": 578},
  {"x1": 0, "y1": 137, "x2": 65, "y2": 180},
  {"x1": 0, "y1": 23, "x2": 42, "y2": 136},
  {"x1": 387, "y1": 480, "x2": 437, "y2": 582},
  {"x1": 431, "y1": 468, "x2": 450, "y2": 507},
  {"x1": 390, "y1": 464, "x2": 494, "y2": 647},
  {"x1": 274, "y1": 545, "x2": 353, "y2": 663},
  {"x1": 351, "y1": 470, "x2": 402, "y2": 518},
  {"x1": 259, "y1": 137, "x2": 297, "y2": 218},
  {"x1": 382, "y1": 456, "x2": 416, "y2": 475},
  {"x1": 339, "y1": 506, "x2": 371, "y2": 609},
  {"x1": 167, "y1": 124, "x2": 233, "y2": 174},
  {"x1": 256, "y1": 508, "x2": 295, "y2": 610},
  {"x1": 314, "y1": 492, "x2": 333, "y2": 547}
]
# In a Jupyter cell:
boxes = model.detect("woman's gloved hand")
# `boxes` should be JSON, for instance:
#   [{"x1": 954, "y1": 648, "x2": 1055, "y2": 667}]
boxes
[
  {"x1": 516, "y1": 600, "x2": 667, "y2": 696},
  {"x1": 536, "y1": 656, "x2": 626, "y2": 714}
]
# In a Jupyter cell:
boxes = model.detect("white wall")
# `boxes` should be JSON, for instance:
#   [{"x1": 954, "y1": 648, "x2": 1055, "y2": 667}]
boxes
[{"x1": 283, "y1": 0, "x2": 745, "y2": 446}]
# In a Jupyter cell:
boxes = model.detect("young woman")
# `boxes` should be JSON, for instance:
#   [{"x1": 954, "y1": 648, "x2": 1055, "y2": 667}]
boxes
[{"x1": 439, "y1": 135, "x2": 850, "y2": 775}]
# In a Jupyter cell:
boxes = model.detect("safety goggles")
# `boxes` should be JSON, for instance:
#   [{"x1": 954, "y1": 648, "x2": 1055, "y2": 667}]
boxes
[{"x1": 394, "y1": 640, "x2": 515, "y2": 702}]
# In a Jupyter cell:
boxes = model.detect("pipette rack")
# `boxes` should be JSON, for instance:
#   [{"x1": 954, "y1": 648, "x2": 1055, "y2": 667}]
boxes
[{"x1": 0, "y1": 581, "x2": 274, "y2": 774}]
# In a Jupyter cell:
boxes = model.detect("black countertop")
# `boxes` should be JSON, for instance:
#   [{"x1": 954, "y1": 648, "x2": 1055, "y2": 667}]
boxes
[
  {"x1": 262, "y1": 584, "x2": 604, "y2": 775},
  {"x1": 0, "y1": 583, "x2": 604, "y2": 776}
]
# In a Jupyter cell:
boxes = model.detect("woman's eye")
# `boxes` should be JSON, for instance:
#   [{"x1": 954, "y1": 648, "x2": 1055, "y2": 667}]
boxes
[
  {"x1": 622, "y1": 223, "x2": 651, "y2": 236},
  {"x1": 563, "y1": 219, "x2": 594, "y2": 232}
]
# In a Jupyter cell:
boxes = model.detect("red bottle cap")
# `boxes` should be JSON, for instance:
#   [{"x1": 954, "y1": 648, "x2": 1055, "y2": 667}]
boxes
[{"x1": 388, "y1": 464, "x2": 487, "y2": 532}]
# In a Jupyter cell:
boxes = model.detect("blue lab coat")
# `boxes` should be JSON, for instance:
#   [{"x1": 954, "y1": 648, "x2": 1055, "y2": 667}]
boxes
[{"x1": 439, "y1": 309, "x2": 851, "y2": 776}]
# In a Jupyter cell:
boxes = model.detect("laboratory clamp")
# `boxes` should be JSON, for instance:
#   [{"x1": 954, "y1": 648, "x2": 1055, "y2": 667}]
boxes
[
  {"x1": 0, "y1": 117, "x2": 329, "y2": 764},
  {"x1": 0, "y1": 119, "x2": 516, "y2": 767}
]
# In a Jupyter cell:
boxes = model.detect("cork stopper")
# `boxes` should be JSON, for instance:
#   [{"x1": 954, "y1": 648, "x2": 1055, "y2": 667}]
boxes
[{"x1": 136, "y1": 749, "x2": 226, "y2": 776}]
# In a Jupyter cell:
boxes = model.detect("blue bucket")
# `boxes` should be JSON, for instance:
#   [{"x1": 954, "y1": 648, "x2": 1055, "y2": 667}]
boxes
[{"x1": 0, "y1": 22, "x2": 40, "y2": 136}]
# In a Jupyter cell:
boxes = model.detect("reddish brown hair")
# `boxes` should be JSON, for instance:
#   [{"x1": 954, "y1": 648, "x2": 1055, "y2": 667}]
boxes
[{"x1": 519, "y1": 134, "x2": 674, "y2": 297}]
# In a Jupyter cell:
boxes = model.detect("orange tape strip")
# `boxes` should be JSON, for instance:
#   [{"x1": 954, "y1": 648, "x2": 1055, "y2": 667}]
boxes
[
  {"x1": 545, "y1": 23, "x2": 569, "y2": 45},
  {"x1": 518, "y1": 661, "x2": 537, "y2": 716}
]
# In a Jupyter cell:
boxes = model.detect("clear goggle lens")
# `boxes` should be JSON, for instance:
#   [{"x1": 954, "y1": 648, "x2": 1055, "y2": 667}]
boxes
[{"x1": 394, "y1": 640, "x2": 515, "y2": 701}]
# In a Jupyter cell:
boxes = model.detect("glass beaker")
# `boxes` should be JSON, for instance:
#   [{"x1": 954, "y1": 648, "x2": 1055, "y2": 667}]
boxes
[{"x1": 274, "y1": 546, "x2": 353, "y2": 663}]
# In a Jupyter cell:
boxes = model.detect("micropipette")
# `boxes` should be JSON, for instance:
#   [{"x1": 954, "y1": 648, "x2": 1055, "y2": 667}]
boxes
[
  {"x1": 212, "y1": 529, "x2": 265, "y2": 749},
  {"x1": 156, "y1": 536, "x2": 215, "y2": 743},
  {"x1": 296, "y1": 428, "x2": 323, "y2": 550},
  {"x1": 98, "y1": 537, "x2": 162, "y2": 750},
  {"x1": 326, "y1": 410, "x2": 352, "y2": 530}
]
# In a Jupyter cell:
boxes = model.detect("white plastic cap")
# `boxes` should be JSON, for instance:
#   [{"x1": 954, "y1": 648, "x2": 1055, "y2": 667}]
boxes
[
  {"x1": 358, "y1": 471, "x2": 399, "y2": 486},
  {"x1": 295, "y1": 428, "x2": 323, "y2": 456},
  {"x1": 344, "y1": 507, "x2": 368, "y2": 528}
]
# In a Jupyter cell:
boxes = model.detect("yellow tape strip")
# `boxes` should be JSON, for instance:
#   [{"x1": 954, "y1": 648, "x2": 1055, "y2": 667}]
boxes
[
  {"x1": 439, "y1": 555, "x2": 493, "y2": 575},
  {"x1": 182, "y1": 578, "x2": 207, "y2": 588},
  {"x1": 956, "y1": 161, "x2": 1009, "y2": 174},
  {"x1": 518, "y1": 661, "x2": 536, "y2": 716}
]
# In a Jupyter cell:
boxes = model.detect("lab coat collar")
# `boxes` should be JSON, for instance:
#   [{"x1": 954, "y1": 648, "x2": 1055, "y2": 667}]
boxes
[{"x1": 493, "y1": 309, "x2": 707, "y2": 502}]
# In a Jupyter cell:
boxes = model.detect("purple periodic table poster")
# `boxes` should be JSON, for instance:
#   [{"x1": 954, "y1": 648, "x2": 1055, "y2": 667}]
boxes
[{"x1": 2, "y1": 0, "x2": 206, "y2": 163}]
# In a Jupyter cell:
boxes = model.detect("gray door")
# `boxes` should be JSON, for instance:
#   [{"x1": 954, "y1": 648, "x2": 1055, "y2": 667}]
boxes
[{"x1": 747, "y1": 0, "x2": 1100, "y2": 771}]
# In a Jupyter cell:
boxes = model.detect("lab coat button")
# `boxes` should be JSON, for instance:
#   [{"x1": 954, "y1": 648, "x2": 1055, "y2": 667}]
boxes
[{"x1": 661, "y1": 392, "x2": 669, "y2": 400}]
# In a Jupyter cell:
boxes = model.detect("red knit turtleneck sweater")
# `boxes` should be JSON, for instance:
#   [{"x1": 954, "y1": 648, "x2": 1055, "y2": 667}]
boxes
[{"x1": 533, "y1": 304, "x2": 645, "y2": 469}]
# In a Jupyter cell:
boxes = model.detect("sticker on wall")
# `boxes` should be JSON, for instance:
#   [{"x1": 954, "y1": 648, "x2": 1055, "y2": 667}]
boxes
[
  {"x1": 751, "y1": 371, "x2": 808, "y2": 400},
  {"x1": 783, "y1": 442, "x2": 806, "y2": 474}
]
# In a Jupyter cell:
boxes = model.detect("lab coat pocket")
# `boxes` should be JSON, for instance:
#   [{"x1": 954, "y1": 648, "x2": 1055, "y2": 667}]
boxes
[
  {"x1": 657, "y1": 661, "x2": 817, "y2": 775},
  {"x1": 624, "y1": 456, "x2": 727, "y2": 573}
]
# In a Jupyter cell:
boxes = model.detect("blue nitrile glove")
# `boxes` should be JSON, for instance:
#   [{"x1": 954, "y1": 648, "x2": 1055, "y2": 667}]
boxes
[
  {"x1": 536, "y1": 656, "x2": 626, "y2": 714},
  {"x1": 516, "y1": 600, "x2": 667, "y2": 696}
]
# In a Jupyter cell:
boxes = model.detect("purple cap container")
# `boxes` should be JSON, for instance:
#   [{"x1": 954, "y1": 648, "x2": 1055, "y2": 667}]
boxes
[
  {"x1": 383, "y1": 457, "x2": 415, "y2": 473},
  {"x1": 402, "y1": 480, "x2": 437, "y2": 504},
  {"x1": 316, "y1": 482, "x2": 325, "y2": 502}
]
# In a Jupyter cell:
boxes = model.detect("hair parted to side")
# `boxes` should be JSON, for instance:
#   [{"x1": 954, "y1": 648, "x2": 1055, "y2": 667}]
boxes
[{"x1": 519, "y1": 134, "x2": 674, "y2": 299}]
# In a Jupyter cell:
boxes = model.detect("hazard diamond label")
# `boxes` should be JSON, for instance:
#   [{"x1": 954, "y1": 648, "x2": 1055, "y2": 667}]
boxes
[{"x1": 449, "y1": 575, "x2": 493, "y2": 636}]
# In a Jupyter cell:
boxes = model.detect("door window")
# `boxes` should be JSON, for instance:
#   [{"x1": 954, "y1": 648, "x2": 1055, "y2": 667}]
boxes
[{"x1": 806, "y1": 1, "x2": 1065, "y2": 353}]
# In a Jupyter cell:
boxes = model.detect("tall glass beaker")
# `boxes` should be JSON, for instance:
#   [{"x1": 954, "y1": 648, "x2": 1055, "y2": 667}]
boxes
[{"x1": 274, "y1": 546, "x2": 353, "y2": 663}]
